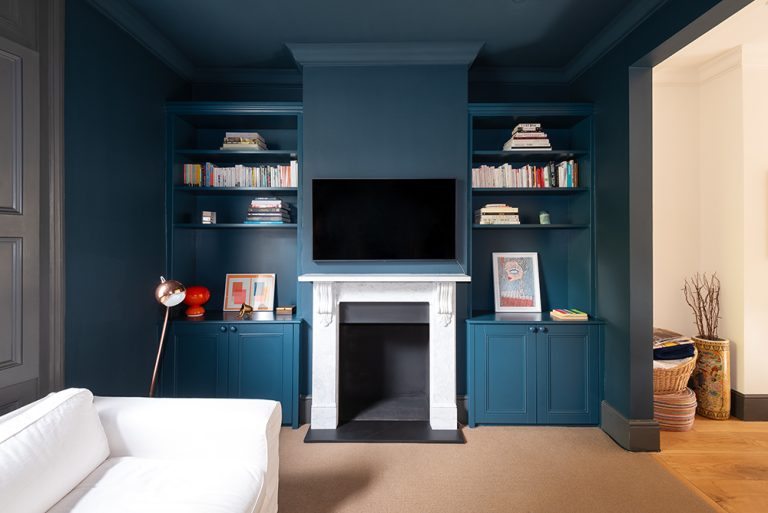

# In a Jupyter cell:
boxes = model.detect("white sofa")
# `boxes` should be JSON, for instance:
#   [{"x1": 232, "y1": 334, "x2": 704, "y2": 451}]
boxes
[{"x1": 0, "y1": 388, "x2": 281, "y2": 513}]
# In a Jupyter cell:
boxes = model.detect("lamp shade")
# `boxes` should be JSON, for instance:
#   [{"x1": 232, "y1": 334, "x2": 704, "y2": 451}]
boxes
[{"x1": 155, "y1": 276, "x2": 186, "y2": 307}]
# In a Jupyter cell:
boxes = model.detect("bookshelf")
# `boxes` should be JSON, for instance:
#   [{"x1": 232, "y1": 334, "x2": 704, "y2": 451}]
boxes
[
  {"x1": 162, "y1": 102, "x2": 303, "y2": 426},
  {"x1": 466, "y1": 103, "x2": 601, "y2": 426}
]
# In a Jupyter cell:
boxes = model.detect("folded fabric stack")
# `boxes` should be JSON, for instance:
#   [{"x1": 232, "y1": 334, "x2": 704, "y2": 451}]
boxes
[
  {"x1": 653, "y1": 337, "x2": 696, "y2": 361},
  {"x1": 653, "y1": 387, "x2": 697, "y2": 432}
]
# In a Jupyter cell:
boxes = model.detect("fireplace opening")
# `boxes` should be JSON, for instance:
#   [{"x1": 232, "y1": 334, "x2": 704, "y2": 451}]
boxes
[{"x1": 338, "y1": 302, "x2": 429, "y2": 422}]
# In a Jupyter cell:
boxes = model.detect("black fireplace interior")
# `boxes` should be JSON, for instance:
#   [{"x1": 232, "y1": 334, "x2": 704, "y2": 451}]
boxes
[{"x1": 338, "y1": 302, "x2": 429, "y2": 423}]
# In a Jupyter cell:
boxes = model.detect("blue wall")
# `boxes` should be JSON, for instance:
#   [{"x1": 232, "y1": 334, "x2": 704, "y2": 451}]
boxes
[
  {"x1": 570, "y1": 0, "x2": 743, "y2": 425},
  {"x1": 64, "y1": 0, "x2": 183, "y2": 395},
  {"x1": 299, "y1": 65, "x2": 470, "y2": 394}
]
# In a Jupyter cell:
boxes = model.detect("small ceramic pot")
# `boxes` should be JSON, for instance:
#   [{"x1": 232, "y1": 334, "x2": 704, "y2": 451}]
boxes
[{"x1": 183, "y1": 285, "x2": 211, "y2": 318}]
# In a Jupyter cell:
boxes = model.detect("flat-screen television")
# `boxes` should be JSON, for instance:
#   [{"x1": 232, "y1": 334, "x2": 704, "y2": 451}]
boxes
[{"x1": 312, "y1": 178, "x2": 456, "y2": 261}]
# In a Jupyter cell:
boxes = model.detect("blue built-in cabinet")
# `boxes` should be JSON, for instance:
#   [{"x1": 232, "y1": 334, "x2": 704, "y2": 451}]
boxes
[
  {"x1": 466, "y1": 103, "x2": 603, "y2": 426},
  {"x1": 467, "y1": 315, "x2": 601, "y2": 426}
]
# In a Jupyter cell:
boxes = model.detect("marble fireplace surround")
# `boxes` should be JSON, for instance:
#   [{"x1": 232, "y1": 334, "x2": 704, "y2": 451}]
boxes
[{"x1": 298, "y1": 274, "x2": 471, "y2": 430}]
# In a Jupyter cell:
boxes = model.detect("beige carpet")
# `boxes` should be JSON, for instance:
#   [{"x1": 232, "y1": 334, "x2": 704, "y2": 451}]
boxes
[{"x1": 278, "y1": 425, "x2": 717, "y2": 513}]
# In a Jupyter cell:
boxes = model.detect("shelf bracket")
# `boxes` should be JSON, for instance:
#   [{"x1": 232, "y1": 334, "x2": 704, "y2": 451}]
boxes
[
  {"x1": 316, "y1": 282, "x2": 335, "y2": 327},
  {"x1": 436, "y1": 282, "x2": 453, "y2": 327}
]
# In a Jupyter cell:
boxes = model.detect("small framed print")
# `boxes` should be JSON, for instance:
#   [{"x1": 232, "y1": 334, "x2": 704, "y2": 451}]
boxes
[
  {"x1": 492, "y1": 252, "x2": 542, "y2": 312},
  {"x1": 223, "y1": 274, "x2": 276, "y2": 311}
]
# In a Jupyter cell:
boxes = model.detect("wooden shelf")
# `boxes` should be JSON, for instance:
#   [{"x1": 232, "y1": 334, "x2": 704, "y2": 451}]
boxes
[
  {"x1": 173, "y1": 223, "x2": 297, "y2": 229},
  {"x1": 472, "y1": 150, "x2": 587, "y2": 162},
  {"x1": 175, "y1": 149, "x2": 297, "y2": 162},
  {"x1": 472, "y1": 224, "x2": 589, "y2": 230},
  {"x1": 174, "y1": 186, "x2": 298, "y2": 194},
  {"x1": 472, "y1": 187, "x2": 587, "y2": 194}
]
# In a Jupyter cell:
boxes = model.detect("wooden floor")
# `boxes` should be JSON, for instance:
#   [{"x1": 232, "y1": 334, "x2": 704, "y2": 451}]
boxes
[{"x1": 654, "y1": 416, "x2": 768, "y2": 513}]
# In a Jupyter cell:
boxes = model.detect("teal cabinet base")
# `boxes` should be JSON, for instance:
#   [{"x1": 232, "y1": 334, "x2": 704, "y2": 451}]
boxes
[
  {"x1": 468, "y1": 320, "x2": 601, "y2": 427},
  {"x1": 160, "y1": 320, "x2": 301, "y2": 428}
]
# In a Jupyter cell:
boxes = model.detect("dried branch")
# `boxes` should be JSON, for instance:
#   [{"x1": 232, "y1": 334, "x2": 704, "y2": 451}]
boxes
[{"x1": 682, "y1": 273, "x2": 721, "y2": 340}]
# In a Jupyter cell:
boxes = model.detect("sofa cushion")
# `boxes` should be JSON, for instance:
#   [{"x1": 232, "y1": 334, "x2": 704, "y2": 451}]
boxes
[
  {"x1": 0, "y1": 388, "x2": 109, "y2": 513},
  {"x1": 48, "y1": 456, "x2": 265, "y2": 513}
]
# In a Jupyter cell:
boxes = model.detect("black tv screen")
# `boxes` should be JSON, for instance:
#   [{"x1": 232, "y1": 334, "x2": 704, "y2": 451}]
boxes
[{"x1": 313, "y1": 179, "x2": 456, "y2": 261}]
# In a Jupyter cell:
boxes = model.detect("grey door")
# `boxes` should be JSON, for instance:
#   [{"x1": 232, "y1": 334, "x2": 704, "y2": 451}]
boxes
[{"x1": 0, "y1": 32, "x2": 40, "y2": 414}]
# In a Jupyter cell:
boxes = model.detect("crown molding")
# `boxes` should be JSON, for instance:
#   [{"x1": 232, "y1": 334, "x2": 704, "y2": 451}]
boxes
[
  {"x1": 469, "y1": 66, "x2": 566, "y2": 83},
  {"x1": 193, "y1": 68, "x2": 303, "y2": 84},
  {"x1": 741, "y1": 43, "x2": 768, "y2": 70},
  {"x1": 651, "y1": 66, "x2": 699, "y2": 85},
  {"x1": 564, "y1": 0, "x2": 669, "y2": 81},
  {"x1": 287, "y1": 42, "x2": 484, "y2": 68},
  {"x1": 85, "y1": 0, "x2": 196, "y2": 79},
  {"x1": 698, "y1": 46, "x2": 742, "y2": 82}
]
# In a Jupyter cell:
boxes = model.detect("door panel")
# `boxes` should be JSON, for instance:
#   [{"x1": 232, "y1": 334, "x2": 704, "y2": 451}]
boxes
[{"x1": 167, "y1": 324, "x2": 228, "y2": 398}]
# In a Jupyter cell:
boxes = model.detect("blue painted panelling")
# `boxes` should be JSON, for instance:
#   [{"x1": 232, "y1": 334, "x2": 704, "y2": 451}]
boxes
[{"x1": 64, "y1": 0, "x2": 184, "y2": 396}]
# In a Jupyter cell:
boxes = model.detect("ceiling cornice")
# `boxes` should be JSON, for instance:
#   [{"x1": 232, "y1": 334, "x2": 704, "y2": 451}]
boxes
[
  {"x1": 469, "y1": 67, "x2": 567, "y2": 84},
  {"x1": 85, "y1": 0, "x2": 196, "y2": 79},
  {"x1": 286, "y1": 42, "x2": 484, "y2": 68},
  {"x1": 564, "y1": 0, "x2": 670, "y2": 81}
]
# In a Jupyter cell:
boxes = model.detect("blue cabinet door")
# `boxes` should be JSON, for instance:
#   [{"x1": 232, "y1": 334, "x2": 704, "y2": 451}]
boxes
[
  {"x1": 165, "y1": 323, "x2": 229, "y2": 398},
  {"x1": 536, "y1": 324, "x2": 599, "y2": 424},
  {"x1": 228, "y1": 323, "x2": 298, "y2": 426},
  {"x1": 471, "y1": 324, "x2": 537, "y2": 425}
]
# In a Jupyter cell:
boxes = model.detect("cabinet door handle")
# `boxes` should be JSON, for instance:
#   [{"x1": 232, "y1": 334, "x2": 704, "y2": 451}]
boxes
[
  {"x1": 219, "y1": 326, "x2": 227, "y2": 333},
  {"x1": 541, "y1": 327, "x2": 549, "y2": 333},
  {"x1": 529, "y1": 326, "x2": 538, "y2": 333},
  {"x1": 229, "y1": 325, "x2": 238, "y2": 333}
]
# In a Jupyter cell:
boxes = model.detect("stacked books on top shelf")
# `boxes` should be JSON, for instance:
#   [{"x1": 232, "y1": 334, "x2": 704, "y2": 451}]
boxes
[
  {"x1": 183, "y1": 161, "x2": 298, "y2": 188},
  {"x1": 245, "y1": 198, "x2": 291, "y2": 224},
  {"x1": 502, "y1": 123, "x2": 551, "y2": 151},
  {"x1": 221, "y1": 132, "x2": 268, "y2": 151},
  {"x1": 472, "y1": 161, "x2": 578, "y2": 188},
  {"x1": 550, "y1": 309, "x2": 588, "y2": 321},
  {"x1": 474, "y1": 204, "x2": 520, "y2": 225}
]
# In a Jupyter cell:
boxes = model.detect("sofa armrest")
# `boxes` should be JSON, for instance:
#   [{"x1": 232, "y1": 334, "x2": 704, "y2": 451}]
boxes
[{"x1": 93, "y1": 396, "x2": 280, "y2": 499}]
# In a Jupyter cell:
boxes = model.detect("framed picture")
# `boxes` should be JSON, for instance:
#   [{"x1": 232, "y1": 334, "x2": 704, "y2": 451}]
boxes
[
  {"x1": 492, "y1": 252, "x2": 541, "y2": 312},
  {"x1": 223, "y1": 274, "x2": 276, "y2": 311}
]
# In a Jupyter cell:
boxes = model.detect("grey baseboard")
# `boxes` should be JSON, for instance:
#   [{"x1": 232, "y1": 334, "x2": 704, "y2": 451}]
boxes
[
  {"x1": 298, "y1": 395, "x2": 469, "y2": 426},
  {"x1": 600, "y1": 401, "x2": 660, "y2": 452},
  {"x1": 731, "y1": 390, "x2": 768, "y2": 421}
]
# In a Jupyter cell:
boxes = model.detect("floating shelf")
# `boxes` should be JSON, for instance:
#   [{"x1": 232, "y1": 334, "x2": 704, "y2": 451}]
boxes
[
  {"x1": 173, "y1": 223, "x2": 298, "y2": 229},
  {"x1": 175, "y1": 149, "x2": 297, "y2": 161},
  {"x1": 472, "y1": 224, "x2": 589, "y2": 230},
  {"x1": 173, "y1": 186, "x2": 298, "y2": 194},
  {"x1": 472, "y1": 187, "x2": 588, "y2": 194}
]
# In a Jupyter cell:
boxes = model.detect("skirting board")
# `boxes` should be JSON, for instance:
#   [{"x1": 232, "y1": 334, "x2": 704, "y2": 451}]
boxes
[
  {"x1": 731, "y1": 390, "x2": 768, "y2": 421},
  {"x1": 600, "y1": 401, "x2": 660, "y2": 452},
  {"x1": 299, "y1": 395, "x2": 469, "y2": 426}
]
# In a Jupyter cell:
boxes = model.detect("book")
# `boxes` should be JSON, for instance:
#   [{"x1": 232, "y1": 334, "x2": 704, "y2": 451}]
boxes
[
  {"x1": 474, "y1": 214, "x2": 520, "y2": 225},
  {"x1": 472, "y1": 161, "x2": 578, "y2": 189},
  {"x1": 182, "y1": 162, "x2": 298, "y2": 188},
  {"x1": 550, "y1": 309, "x2": 588, "y2": 321},
  {"x1": 221, "y1": 132, "x2": 267, "y2": 150}
]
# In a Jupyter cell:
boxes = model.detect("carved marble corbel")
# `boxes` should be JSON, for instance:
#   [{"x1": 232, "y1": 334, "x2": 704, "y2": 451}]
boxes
[
  {"x1": 437, "y1": 282, "x2": 454, "y2": 326},
  {"x1": 316, "y1": 282, "x2": 335, "y2": 326}
]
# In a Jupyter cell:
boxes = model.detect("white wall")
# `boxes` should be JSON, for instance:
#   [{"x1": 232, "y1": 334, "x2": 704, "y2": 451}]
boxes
[{"x1": 653, "y1": 45, "x2": 768, "y2": 394}]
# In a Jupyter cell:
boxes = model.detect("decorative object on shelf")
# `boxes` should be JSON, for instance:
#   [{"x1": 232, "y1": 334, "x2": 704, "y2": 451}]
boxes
[
  {"x1": 492, "y1": 252, "x2": 541, "y2": 312},
  {"x1": 276, "y1": 305, "x2": 296, "y2": 316},
  {"x1": 201, "y1": 211, "x2": 216, "y2": 224},
  {"x1": 237, "y1": 303, "x2": 254, "y2": 319},
  {"x1": 474, "y1": 203, "x2": 520, "y2": 225},
  {"x1": 183, "y1": 285, "x2": 210, "y2": 318},
  {"x1": 150, "y1": 276, "x2": 186, "y2": 397},
  {"x1": 503, "y1": 123, "x2": 551, "y2": 151},
  {"x1": 539, "y1": 211, "x2": 550, "y2": 224},
  {"x1": 223, "y1": 273, "x2": 276, "y2": 311},
  {"x1": 683, "y1": 273, "x2": 730, "y2": 419}
]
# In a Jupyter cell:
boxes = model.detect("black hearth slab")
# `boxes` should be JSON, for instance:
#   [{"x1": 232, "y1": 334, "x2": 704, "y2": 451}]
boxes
[{"x1": 303, "y1": 421, "x2": 465, "y2": 444}]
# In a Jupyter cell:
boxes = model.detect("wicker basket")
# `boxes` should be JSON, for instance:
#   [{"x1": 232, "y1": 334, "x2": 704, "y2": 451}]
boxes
[{"x1": 653, "y1": 347, "x2": 698, "y2": 395}]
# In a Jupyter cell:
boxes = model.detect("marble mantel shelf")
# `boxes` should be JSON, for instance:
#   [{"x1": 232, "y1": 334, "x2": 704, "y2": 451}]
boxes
[{"x1": 298, "y1": 274, "x2": 471, "y2": 282}]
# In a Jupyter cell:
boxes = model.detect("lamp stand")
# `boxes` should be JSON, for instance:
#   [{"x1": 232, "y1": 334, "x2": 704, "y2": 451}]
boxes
[{"x1": 149, "y1": 306, "x2": 170, "y2": 397}]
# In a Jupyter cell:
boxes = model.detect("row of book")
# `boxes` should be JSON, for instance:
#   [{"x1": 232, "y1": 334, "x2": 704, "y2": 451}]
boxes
[
  {"x1": 472, "y1": 161, "x2": 579, "y2": 189},
  {"x1": 183, "y1": 161, "x2": 298, "y2": 188},
  {"x1": 245, "y1": 198, "x2": 291, "y2": 224},
  {"x1": 503, "y1": 123, "x2": 551, "y2": 151},
  {"x1": 474, "y1": 204, "x2": 519, "y2": 225},
  {"x1": 221, "y1": 132, "x2": 267, "y2": 151}
]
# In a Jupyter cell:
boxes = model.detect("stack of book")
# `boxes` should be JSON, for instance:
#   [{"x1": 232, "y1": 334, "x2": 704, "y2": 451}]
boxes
[
  {"x1": 502, "y1": 123, "x2": 551, "y2": 151},
  {"x1": 474, "y1": 204, "x2": 520, "y2": 225},
  {"x1": 550, "y1": 309, "x2": 588, "y2": 321},
  {"x1": 221, "y1": 132, "x2": 268, "y2": 151},
  {"x1": 471, "y1": 160, "x2": 578, "y2": 188},
  {"x1": 201, "y1": 211, "x2": 216, "y2": 225},
  {"x1": 183, "y1": 161, "x2": 298, "y2": 188},
  {"x1": 245, "y1": 198, "x2": 291, "y2": 224}
]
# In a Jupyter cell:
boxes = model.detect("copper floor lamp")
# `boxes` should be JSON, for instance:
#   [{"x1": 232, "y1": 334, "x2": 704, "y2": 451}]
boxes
[{"x1": 149, "y1": 276, "x2": 186, "y2": 397}]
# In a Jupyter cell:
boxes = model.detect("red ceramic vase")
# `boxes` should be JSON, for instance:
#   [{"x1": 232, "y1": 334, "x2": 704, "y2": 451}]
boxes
[{"x1": 183, "y1": 285, "x2": 210, "y2": 317}]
